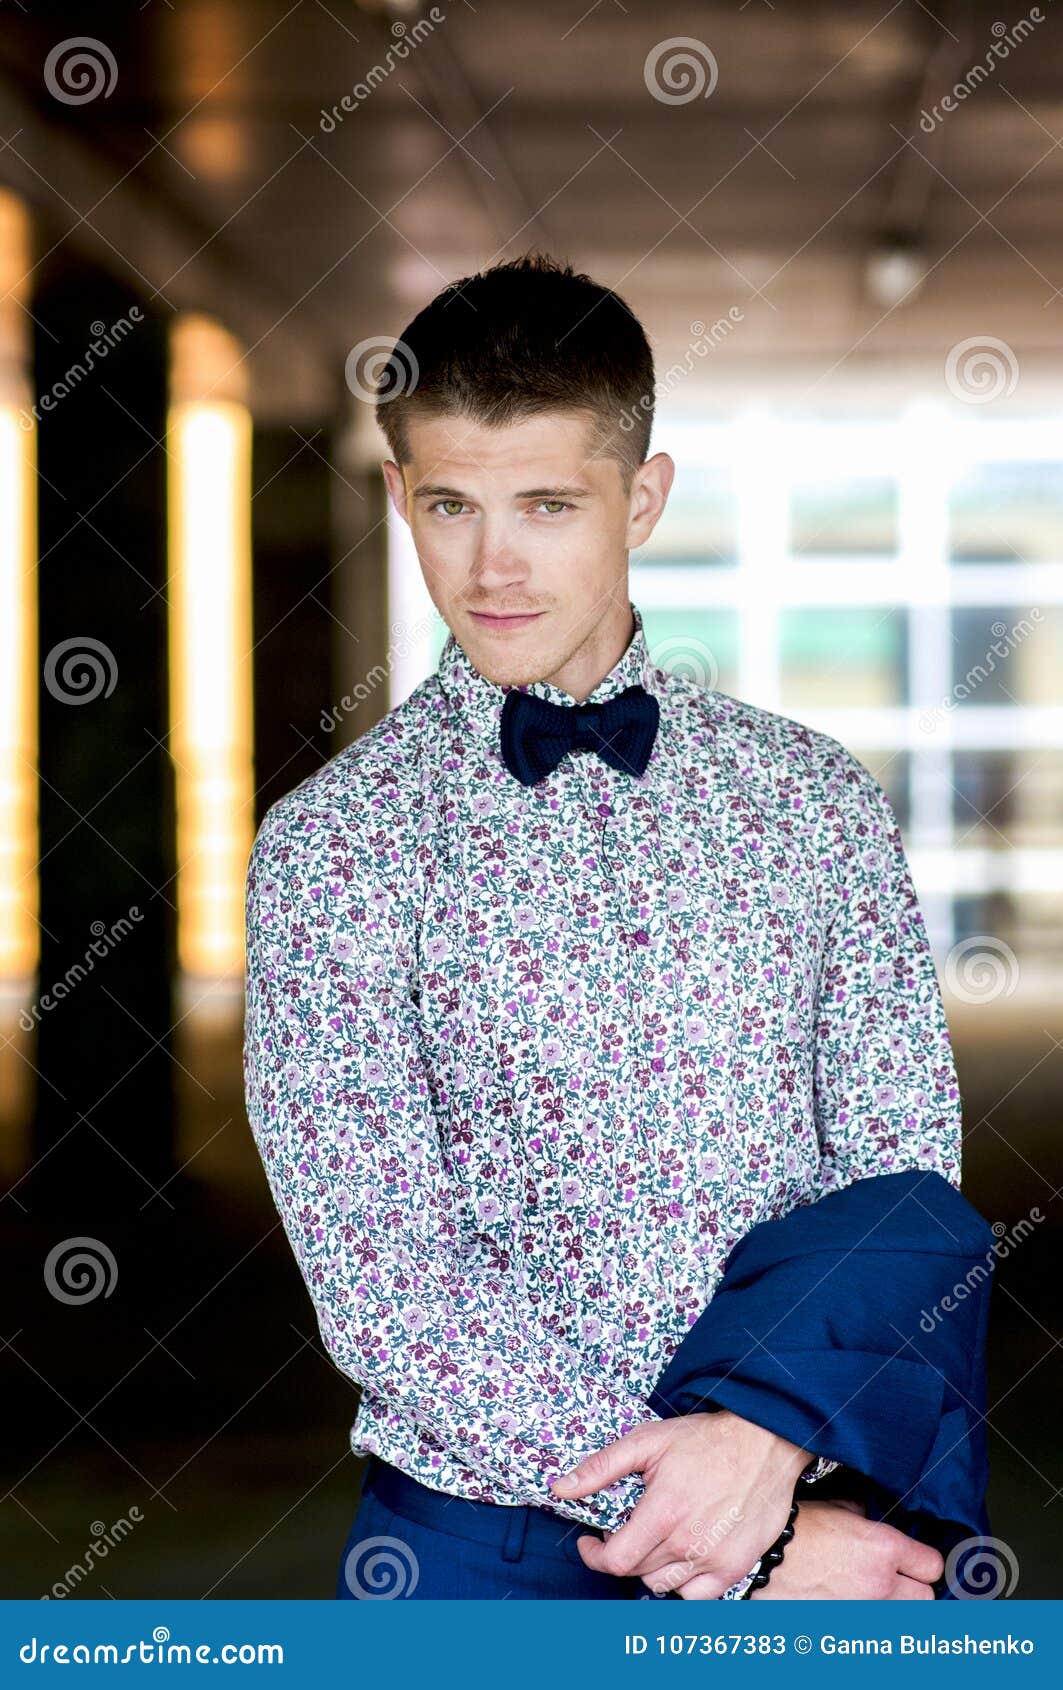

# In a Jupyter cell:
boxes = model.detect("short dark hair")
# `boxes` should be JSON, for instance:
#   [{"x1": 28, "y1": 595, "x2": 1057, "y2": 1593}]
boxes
[{"x1": 374, "y1": 252, "x2": 655, "y2": 492}]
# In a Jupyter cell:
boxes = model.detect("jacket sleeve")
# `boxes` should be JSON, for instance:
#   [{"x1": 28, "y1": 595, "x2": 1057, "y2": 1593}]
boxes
[
  {"x1": 647, "y1": 1168, "x2": 996, "y2": 1595},
  {"x1": 811, "y1": 749, "x2": 963, "y2": 1195},
  {"x1": 242, "y1": 796, "x2": 662, "y2": 1532}
]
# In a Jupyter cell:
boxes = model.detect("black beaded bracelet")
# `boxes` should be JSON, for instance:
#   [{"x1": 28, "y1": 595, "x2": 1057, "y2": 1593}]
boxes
[{"x1": 740, "y1": 1499, "x2": 799, "y2": 1598}]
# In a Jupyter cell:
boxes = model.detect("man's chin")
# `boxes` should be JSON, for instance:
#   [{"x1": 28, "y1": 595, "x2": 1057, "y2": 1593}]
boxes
[
  {"x1": 460, "y1": 624, "x2": 555, "y2": 687},
  {"x1": 470, "y1": 652, "x2": 549, "y2": 688}
]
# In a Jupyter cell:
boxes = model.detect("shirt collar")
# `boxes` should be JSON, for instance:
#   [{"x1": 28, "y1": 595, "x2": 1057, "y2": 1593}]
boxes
[{"x1": 436, "y1": 600, "x2": 661, "y2": 742}]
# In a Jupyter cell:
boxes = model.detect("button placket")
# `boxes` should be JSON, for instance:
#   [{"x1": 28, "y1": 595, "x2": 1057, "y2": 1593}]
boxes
[
  {"x1": 587, "y1": 759, "x2": 687, "y2": 1349},
  {"x1": 623, "y1": 741, "x2": 742, "y2": 1331},
  {"x1": 544, "y1": 751, "x2": 655, "y2": 1359}
]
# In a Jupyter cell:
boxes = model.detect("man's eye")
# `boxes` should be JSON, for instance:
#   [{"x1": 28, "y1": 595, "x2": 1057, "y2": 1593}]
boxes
[
  {"x1": 433, "y1": 500, "x2": 467, "y2": 517},
  {"x1": 537, "y1": 500, "x2": 571, "y2": 515}
]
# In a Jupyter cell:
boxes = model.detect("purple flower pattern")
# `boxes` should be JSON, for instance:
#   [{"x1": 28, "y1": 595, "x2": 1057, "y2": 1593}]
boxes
[{"x1": 243, "y1": 602, "x2": 961, "y2": 1537}]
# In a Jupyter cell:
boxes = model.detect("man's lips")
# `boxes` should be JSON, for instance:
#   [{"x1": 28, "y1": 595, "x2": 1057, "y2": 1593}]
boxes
[{"x1": 468, "y1": 610, "x2": 544, "y2": 626}]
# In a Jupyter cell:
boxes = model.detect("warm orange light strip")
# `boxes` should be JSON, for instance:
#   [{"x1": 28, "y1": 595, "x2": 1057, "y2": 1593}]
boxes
[
  {"x1": 167, "y1": 315, "x2": 254, "y2": 979},
  {"x1": 0, "y1": 190, "x2": 38, "y2": 984}
]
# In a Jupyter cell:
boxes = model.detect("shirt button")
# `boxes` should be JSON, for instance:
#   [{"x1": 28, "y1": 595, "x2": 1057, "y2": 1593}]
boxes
[
  {"x1": 634, "y1": 928, "x2": 649, "y2": 945},
  {"x1": 597, "y1": 803, "x2": 612, "y2": 818}
]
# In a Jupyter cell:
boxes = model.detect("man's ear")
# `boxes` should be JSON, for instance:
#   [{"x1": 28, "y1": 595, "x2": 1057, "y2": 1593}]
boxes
[
  {"x1": 381, "y1": 458, "x2": 409, "y2": 523},
  {"x1": 626, "y1": 451, "x2": 675, "y2": 550}
]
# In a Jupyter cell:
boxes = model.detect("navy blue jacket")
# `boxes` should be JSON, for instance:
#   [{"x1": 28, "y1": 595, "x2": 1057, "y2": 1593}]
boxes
[{"x1": 648, "y1": 1169, "x2": 996, "y2": 1599}]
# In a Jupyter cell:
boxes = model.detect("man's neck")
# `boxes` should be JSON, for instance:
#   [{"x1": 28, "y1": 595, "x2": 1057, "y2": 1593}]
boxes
[{"x1": 540, "y1": 601, "x2": 636, "y2": 703}]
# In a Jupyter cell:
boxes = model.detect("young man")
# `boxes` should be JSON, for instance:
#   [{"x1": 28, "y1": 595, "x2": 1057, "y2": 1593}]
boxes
[{"x1": 243, "y1": 255, "x2": 994, "y2": 1601}]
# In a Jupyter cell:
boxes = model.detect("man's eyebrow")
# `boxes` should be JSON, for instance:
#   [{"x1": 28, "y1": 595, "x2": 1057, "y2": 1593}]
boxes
[{"x1": 411, "y1": 482, "x2": 593, "y2": 500}]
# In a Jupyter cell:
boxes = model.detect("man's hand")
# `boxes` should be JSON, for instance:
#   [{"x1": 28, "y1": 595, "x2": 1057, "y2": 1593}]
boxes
[
  {"x1": 549, "y1": 1408, "x2": 811, "y2": 1598},
  {"x1": 739, "y1": 1498, "x2": 945, "y2": 1600}
]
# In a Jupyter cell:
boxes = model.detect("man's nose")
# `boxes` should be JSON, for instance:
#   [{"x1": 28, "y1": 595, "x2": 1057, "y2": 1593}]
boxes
[{"x1": 470, "y1": 525, "x2": 529, "y2": 584}]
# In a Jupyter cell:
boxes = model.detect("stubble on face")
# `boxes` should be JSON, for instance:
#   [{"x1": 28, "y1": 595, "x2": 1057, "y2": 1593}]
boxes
[{"x1": 385, "y1": 407, "x2": 637, "y2": 698}]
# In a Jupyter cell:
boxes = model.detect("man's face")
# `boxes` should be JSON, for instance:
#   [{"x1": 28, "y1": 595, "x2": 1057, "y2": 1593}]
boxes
[{"x1": 381, "y1": 408, "x2": 674, "y2": 694}]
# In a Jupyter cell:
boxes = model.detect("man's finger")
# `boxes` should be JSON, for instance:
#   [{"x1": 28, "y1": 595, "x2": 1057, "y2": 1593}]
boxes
[
  {"x1": 637, "y1": 1558, "x2": 702, "y2": 1597},
  {"x1": 575, "y1": 1489, "x2": 686, "y2": 1579},
  {"x1": 549, "y1": 1424, "x2": 659, "y2": 1499},
  {"x1": 672, "y1": 1571, "x2": 729, "y2": 1600},
  {"x1": 880, "y1": 1523, "x2": 945, "y2": 1587},
  {"x1": 891, "y1": 1574, "x2": 937, "y2": 1600}
]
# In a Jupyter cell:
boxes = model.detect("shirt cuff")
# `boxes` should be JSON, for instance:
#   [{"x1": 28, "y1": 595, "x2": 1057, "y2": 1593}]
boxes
[
  {"x1": 720, "y1": 1567, "x2": 758, "y2": 1599},
  {"x1": 799, "y1": 1454, "x2": 840, "y2": 1483}
]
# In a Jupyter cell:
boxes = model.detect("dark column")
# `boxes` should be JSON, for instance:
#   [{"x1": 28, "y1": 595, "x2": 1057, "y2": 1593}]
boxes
[
  {"x1": 28, "y1": 255, "x2": 176, "y2": 1218},
  {"x1": 330, "y1": 409, "x2": 392, "y2": 753},
  {"x1": 248, "y1": 422, "x2": 337, "y2": 824}
]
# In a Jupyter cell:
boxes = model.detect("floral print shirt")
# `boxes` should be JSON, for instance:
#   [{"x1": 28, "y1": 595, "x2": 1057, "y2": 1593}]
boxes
[{"x1": 243, "y1": 599, "x2": 962, "y2": 1547}]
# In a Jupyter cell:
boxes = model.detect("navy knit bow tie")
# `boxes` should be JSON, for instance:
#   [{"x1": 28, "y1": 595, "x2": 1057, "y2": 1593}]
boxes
[{"x1": 499, "y1": 683, "x2": 660, "y2": 787}]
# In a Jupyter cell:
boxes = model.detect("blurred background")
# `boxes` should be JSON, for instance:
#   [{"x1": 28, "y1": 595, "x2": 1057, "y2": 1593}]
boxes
[{"x1": 1, "y1": 0, "x2": 1060, "y2": 1600}]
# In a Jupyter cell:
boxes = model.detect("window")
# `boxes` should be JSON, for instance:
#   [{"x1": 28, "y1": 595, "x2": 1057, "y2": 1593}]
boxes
[
  {"x1": 639, "y1": 606, "x2": 738, "y2": 696},
  {"x1": 790, "y1": 476, "x2": 898, "y2": 556},
  {"x1": 780, "y1": 608, "x2": 908, "y2": 708},
  {"x1": 626, "y1": 407, "x2": 1063, "y2": 981},
  {"x1": 949, "y1": 461, "x2": 1063, "y2": 563}
]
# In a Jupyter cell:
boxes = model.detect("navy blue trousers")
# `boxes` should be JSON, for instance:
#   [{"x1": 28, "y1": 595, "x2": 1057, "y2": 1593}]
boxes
[{"x1": 335, "y1": 1455, "x2": 672, "y2": 1600}]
